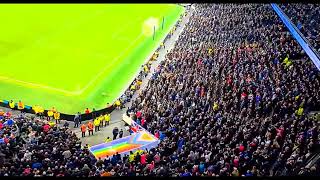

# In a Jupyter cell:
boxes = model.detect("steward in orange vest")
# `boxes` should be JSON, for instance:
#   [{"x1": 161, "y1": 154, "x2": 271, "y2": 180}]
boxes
[
  {"x1": 81, "y1": 124, "x2": 86, "y2": 137},
  {"x1": 87, "y1": 121, "x2": 94, "y2": 136},
  {"x1": 18, "y1": 100, "x2": 24, "y2": 111}
]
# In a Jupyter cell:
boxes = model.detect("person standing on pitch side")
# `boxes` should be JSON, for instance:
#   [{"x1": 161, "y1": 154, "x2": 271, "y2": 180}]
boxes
[
  {"x1": 77, "y1": 112, "x2": 82, "y2": 124},
  {"x1": 87, "y1": 121, "x2": 94, "y2": 136},
  {"x1": 74, "y1": 113, "x2": 80, "y2": 128},
  {"x1": 112, "y1": 127, "x2": 119, "y2": 140},
  {"x1": 81, "y1": 123, "x2": 86, "y2": 137},
  {"x1": 92, "y1": 108, "x2": 96, "y2": 120},
  {"x1": 119, "y1": 129, "x2": 123, "y2": 138}
]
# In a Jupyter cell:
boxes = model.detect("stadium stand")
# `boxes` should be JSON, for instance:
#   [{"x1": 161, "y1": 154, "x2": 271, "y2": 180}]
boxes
[
  {"x1": 0, "y1": 4, "x2": 319, "y2": 177},
  {"x1": 281, "y1": 4, "x2": 320, "y2": 54}
]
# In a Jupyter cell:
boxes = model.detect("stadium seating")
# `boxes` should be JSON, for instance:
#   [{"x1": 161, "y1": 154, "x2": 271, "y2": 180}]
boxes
[
  {"x1": 0, "y1": 4, "x2": 319, "y2": 177},
  {"x1": 281, "y1": 4, "x2": 320, "y2": 54}
]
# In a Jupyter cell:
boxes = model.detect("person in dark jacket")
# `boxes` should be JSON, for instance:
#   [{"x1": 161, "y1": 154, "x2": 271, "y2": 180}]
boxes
[
  {"x1": 92, "y1": 108, "x2": 96, "y2": 120},
  {"x1": 119, "y1": 129, "x2": 124, "y2": 138},
  {"x1": 113, "y1": 127, "x2": 119, "y2": 140},
  {"x1": 74, "y1": 113, "x2": 80, "y2": 128}
]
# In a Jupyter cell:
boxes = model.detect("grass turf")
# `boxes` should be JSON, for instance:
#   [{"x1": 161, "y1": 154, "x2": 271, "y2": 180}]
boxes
[{"x1": 0, "y1": 4, "x2": 184, "y2": 114}]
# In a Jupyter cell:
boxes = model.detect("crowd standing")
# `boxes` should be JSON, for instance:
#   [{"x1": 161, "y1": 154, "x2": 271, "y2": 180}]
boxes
[
  {"x1": 281, "y1": 4, "x2": 320, "y2": 54},
  {"x1": 128, "y1": 4, "x2": 320, "y2": 176},
  {"x1": 1, "y1": 4, "x2": 320, "y2": 177}
]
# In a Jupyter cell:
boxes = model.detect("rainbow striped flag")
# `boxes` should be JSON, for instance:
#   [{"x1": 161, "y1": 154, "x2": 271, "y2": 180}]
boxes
[{"x1": 89, "y1": 131, "x2": 158, "y2": 159}]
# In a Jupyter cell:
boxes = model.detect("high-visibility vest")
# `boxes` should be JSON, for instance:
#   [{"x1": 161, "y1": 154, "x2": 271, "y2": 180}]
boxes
[
  {"x1": 88, "y1": 122, "x2": 93, "y2": 130},
  {"x1": 129, "y1": 154, "x2": 135, "y2": 162},
  {"x1": 33, "y1": 106, "x2": 39, "y2": 114},
  {"x1": 48, "y1": 121, "x2": 55, "y2": 127},
  {"x1": 144, "y1": 65, "x2": 149, "y2": 72},
  {"x1": 54, "y1": 112, "x2": 60, "y2": 120},
  {"x1": 104, "y1": 114, "x2": 109, "y2": 122},
  {"x1": 283, "y1": 57, "x2": 292, "y2": 68},
  {"x1": 106, "y1": 114, "x2": 111, "y2": 122},
  {"x1": 208, "y1": 48, "x2": 213, "y2": 55},
  {"x1": 137, "y1": 80, "x2": 142, "y2": 86},
  {"x1": 18, "y1": 102, "x2": 24, "y2": 110},
  {"x1": 99, "y1": 116, "x2": 104, "y2": 122},
  {"x1": 136, "y1": 150, "x2": 144, "y2": 155},
  {"x1": 105, "y1": 138, "x2": 112, "y2": 143},
  {"x1": 9, "y1": 101, "x2": 15, "y2": 109},
  {"x1": 213, "y1": 103, "x2": 219, "y2": 111},
  {"x1": 296, "y1": 107, "x2": 304, "y2": 116},
  {"x1": 94, "y1": 118, "x2": 100, "y2": 126},
  {"x1": 47, "y1": 110, "x2": 53, "y2": 117},
  {"x1": 115, "y1": 100, "x2": 121, "y2": 106},
  {"x1": 81, "y1": 124, "x2": 86, "y2": 132},
  {"x1": 152, "y1": 54, "x2": 157, "y2": 60},
  {"x1": 39, "y1": 106, "x2": 44, "y2": 113}
]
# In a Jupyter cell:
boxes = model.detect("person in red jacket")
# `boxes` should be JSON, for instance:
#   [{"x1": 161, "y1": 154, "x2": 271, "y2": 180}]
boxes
[
  {"x1": 43, "y1": 124, "x2": 50, "y2": 133},
  {"x1": 239, "y1": 144, "x2": 245, "y2": 152},
  {"x1": 154, "y1": 130, "x2": 160, "y2": 139},
  {"x1": 3, "y1": 136, "x2": 9, "y2": 144},
  {"x1": 141, "y1": 118, "x2": 146, "y2": 127},
  {"x1": 85, "y1": 108, "x2": 90, "y2": 115},
  {"x1": 136, "y1": 111, "x2": 142, "y2": 119},
  {"x1": 140, "y1": 152, "x2": 147, "y2": 165}
]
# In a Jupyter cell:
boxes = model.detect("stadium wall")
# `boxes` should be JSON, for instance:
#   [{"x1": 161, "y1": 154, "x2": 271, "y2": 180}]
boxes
[{"x1": 0, "y1": 100, "x2": 115, "y2": 121}]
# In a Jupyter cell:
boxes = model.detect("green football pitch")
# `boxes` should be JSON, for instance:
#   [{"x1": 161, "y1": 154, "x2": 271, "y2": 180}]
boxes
[{"x1": 0, "y1": 4, "x2": 184, "y2": 114}]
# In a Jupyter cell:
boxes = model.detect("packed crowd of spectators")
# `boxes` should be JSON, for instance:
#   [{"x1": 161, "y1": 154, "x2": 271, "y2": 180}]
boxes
[
  {"x1": 0, "y1": 110, "x2": 98, "y2": 177},
  {"x1": 128, "y1": 4, "x2": 320, "y2": 176},
  {"x1": 0, "y1": 7, "x2": 180, "y2": 178},
  {"x1": 0, "y1": 4, "x2": 320, "y2": 177},
  {"x1": 117, "y1": 25, "x2": 176, "y2": 107},
  {"x1": 117, "y1": 12, "x2": 183, "y2": 108},
  {"x1": 0, "y1": 109, "x2": 19, "y2": 165},
  {"x1": 0, "y1": 109, "x2": 167, "y2": 177},
  {"x1": 281, "y1": 4, "x2": 320, "y2": 53}
]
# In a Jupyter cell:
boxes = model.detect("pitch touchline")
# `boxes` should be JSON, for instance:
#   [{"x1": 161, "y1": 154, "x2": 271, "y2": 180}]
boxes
[
  {"x1": 0, "y1": 75, "x2": 76, "y2": 95},
  {"x1": 0, "y1": 33, "x2": 144, "y2": 96}
]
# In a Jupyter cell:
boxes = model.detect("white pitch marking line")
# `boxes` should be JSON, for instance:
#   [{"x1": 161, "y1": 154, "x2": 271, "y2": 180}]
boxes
[
  {"x1": 0, "y1": 33, "x2": 144, "y2": 96},
  {"x1": 0, "y1": 75, "x2": 76, "y2": 95},
  {"x1": 76, "y1": 33, "x2": 144, "y2": 95}
]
